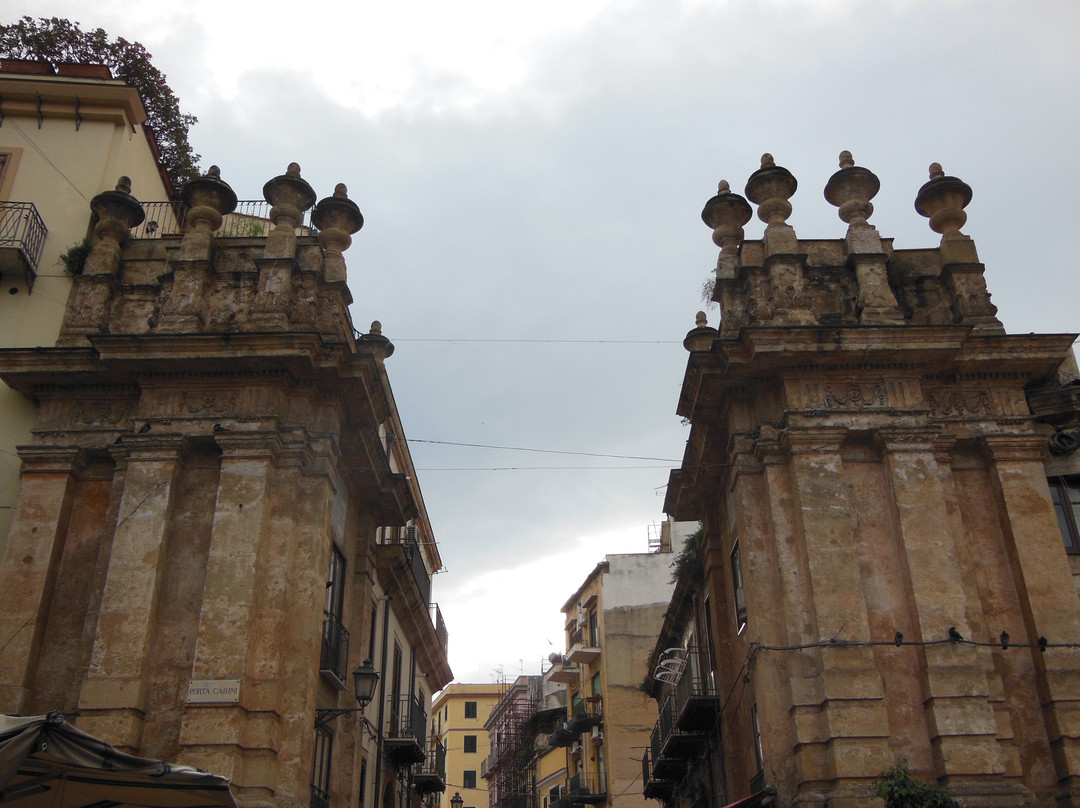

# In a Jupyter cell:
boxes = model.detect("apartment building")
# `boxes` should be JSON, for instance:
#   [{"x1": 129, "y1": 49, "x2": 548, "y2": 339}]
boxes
[{"x1": 433, "y1": 684, "x2": 504, "y2": 808}]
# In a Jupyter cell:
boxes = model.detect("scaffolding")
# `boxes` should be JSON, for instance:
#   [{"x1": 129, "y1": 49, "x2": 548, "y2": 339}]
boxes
[{"x1": 483, "y1": 677, "x2": 543, "y2": 808}]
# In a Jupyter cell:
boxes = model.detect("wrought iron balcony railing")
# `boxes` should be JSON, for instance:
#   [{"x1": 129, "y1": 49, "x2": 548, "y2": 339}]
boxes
[
  {"x1": 320, "y1": 610, "x2": 350, "y2": 685},
  {"x1": 0, "y1": 201, "x2": 47, "y2": 290},
  {"x1": 130, "y1": 200, "x2": 316, "y2": 240},
  {"x1": 310, "y1": 784, "x2": 330, "y2": 808},
  {"x1": 429, "y1": 602, "x2": 448, "y2": 653}
]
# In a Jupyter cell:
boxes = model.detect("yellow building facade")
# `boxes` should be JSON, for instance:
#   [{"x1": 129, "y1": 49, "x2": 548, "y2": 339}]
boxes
[
  {"x1": 433, "y1": 685, "x2": 504, "y2": 808},
  {"x1": 0, "y1": 61, "x2": 172, "y2": 546}
]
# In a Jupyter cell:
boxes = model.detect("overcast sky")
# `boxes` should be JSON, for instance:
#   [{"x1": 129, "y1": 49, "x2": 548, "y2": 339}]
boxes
[{"x1": 14, "y1": 0, "x2": 1080, "y2": 685}]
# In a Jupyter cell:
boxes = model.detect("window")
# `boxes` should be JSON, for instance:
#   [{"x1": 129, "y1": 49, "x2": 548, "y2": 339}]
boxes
[
  {"x1": 464, "y1": 701, "x2": 477, "y2": 719},
  {"x1": 464, "y1": 735, "x2": 477, "y2": 753},
  {"x1": 588, "y1": 608, "x2": 599, "y2": 647},
  {"x1": 591, "y1": 673, "x2": 601, "y2": 698},
  {"x1": 320, "y1": 545, "x2": 348, "y2": 680},
  {"x1": 311, "y1": 726, "x2": 332, "y2": 808},
  {"x1": 730, "y1": 540, "x2": 747, "y2": 633},
  {"x1": 463, "y1": 771, "x2": 477, "y2": 789},
  {"x1": 1049, "y1": 476, "x2": 1080, "y2": 554}
]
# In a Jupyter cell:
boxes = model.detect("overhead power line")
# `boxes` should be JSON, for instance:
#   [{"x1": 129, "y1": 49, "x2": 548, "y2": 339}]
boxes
[
  {"x1": 393, "y1": 338, "x2": 680, "y2": 344},
  {"x1": 410, "y1": 438, "x2": 681, "y2": 463}
]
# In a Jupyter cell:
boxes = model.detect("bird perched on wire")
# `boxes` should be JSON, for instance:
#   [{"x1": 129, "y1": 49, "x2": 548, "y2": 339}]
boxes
[{"x1": 948, "y1": 626, "x2": 963, "y2": 642}]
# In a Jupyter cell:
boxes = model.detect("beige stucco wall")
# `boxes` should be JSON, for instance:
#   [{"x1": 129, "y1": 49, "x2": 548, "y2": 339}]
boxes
[{"x1": 0, "y1": 75, "x2": 169, "y2": 550}]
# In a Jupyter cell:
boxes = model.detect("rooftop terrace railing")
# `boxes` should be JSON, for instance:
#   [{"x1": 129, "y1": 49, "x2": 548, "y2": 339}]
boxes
[{"x1": 130, "y1": 200, "x2": 316, "y2": 240}]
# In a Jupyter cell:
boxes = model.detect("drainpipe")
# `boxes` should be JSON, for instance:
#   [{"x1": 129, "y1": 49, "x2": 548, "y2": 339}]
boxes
[{"x1": 373, "y1": 595, "x2": 392, "y2": 808}]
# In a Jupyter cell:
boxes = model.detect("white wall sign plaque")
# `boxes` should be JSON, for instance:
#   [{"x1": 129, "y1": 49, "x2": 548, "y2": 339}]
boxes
[{"x1": 186, "y1": 679, "x2": 241, "y2": 703}]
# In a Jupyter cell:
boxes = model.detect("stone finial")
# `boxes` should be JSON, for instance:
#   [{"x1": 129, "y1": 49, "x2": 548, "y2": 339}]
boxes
[
  {"x1": 84, "y1": 176, "x2": 145, "y2": 276},
  {"x1": 263, "y1": 163, "x2": 317, "y2": 258},
  {"x1": 263, "y1": 163, "x2": 317, "y2": 212},
  {"x1": 745, "y1": 154, "x2": 797, "y2": 226},
  {"x1": 312, "y1": 183, "x2": 364, "y2": 283},
  {"x1": 683, "y1": 311, "x2": 718, "y2": 352},
  {"x1": 359, "y1": 320, "x2": 395, "y2": 359},
  {"x1": 824, "y1": 149, "x2": 880, "y2": 226},
  {"x1": 179, "y1": 165, "x2": 238, "y2": 241},
  {"x1": 915, "y1": 162, "x2": 972, "y2": 238},
  {"x1": 702, "y1": 179, "x2": 752, "y2": 250}
]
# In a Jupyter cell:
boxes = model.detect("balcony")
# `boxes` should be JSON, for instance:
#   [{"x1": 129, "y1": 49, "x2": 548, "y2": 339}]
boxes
[
  {"x1": 412, "y1": 738, "x2": 447, "y2": 794},
  {"x1": 547, "y1": 660, "x2": 580, "y2": 684},
  {"x1": 565, "y1": 773, "x2": 606, "y2": 805},
  {"x1": 130, "y1": 200, "x2": 316, "y2": 239},
  {"x1": 0, "y1": 201, "x2": 47, "y2": 290},
  {"x1": 565, "y1": 627, "x2": 600, "y2": 665},
  {"x1": 647, "y1": 721, "x2": 685, "y2": 782},
  {"x1": 565, "y1": 697, "x2": 602, "y2": 735},
  {"x1": 657, "y1": 693, "x2": 701, "y2": 761},
  {"x1": 376, "y1": 527, "x2": 431, "y2": 607},
  {"x1": 310, "y1": 785, "x2": 330, "y2": 808},
  {"x1": 673, "y1": 648, "x2": 720, "y2": 733},
  {"x1": 319, "y1": 611, "x2": 350, "y2": 689},
  {"x1": 385, "y1": 693, "x2": 427, "y2": 766},
  {"x1": 642, "y1": 749, "x2": 675, "y2": 803},
  {"x1": 429, "y1": 602, "x2": 448, "y2": 654},
  {"x1": 548, "y1": 720, "x2": 578, "y2": 748}
]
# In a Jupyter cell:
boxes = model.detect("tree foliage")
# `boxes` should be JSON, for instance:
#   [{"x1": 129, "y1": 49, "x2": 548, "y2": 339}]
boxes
[
  {"x1": 0, "y1": 16, "x2": 200, "y2": 193},
  {"x1": 872, "y1": 762, "x2": 963, "y2": 808}
]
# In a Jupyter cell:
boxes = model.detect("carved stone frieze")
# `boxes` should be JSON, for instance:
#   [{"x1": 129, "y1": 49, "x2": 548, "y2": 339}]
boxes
[
  {"x1": 925, "y1": 389, "x2": 991, "y2": 418},
  {"x1": 823, "y1": 383, "x2": 886, "y2": 409},
  {"x1": 74, "y1": 399, "x2": 132, "y2": 426},
  {"x1": 184, "y1": 390, "x2": 240, "y2": 415}
]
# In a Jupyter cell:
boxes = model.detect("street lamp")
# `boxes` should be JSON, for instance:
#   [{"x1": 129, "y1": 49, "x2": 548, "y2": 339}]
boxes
[
  {"x1": 315, "y1": 659, "x2": 380, "y2": 728},
  {"x1": 451, "y1": 792, "x2": 464, "y2": 808}
]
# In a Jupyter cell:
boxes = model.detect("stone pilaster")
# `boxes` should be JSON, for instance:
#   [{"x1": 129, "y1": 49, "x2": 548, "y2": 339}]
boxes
[
  {"x1": 879, "y1": 429, "x2": 1006, "y2": 781},
  {"x1": 981, "y1": 435, "x2": 1080, "y2": 797},
  {"x1": 78, "y1": 437, "x2": 188, "y2": 751},
  {"x1": 0, "y1": 447, "x2": 83, "y2": 714},
  {"x1": 783, "y1": 428, "x2": 891, "y2": 789},
  {"x1": 741, "y1": 430, "x2": 821, "y2": 794}
]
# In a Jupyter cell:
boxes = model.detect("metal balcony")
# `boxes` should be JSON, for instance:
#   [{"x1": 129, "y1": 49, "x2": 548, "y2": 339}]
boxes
[
  {"x1": 565, "y1": 697, "x2": 602, "y2": 735},
  {"x1": 412, "y1": 737, "x2": 447, "y2": 794},
  {"x1": 565, "y1": 773, "x2": 606, "y2": 805},
  {"x1": 0, "y1": 201, "x2": 47, "y2": 290},
  {"x1": 642, "y1": 748, "x2": 675, "y2": 802},
  {"x1": 385, "y1": 694, "x2": 427, "y2": 766},
  {"x1": 319, "y1": 611, "x2": 350, "y2": 688},
  {"x1": 673, "y1": 647, "x2": 720, "y2": 733},
  {"x1": 310, "y1": 785, "x2": 330, "y2": 808}
]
